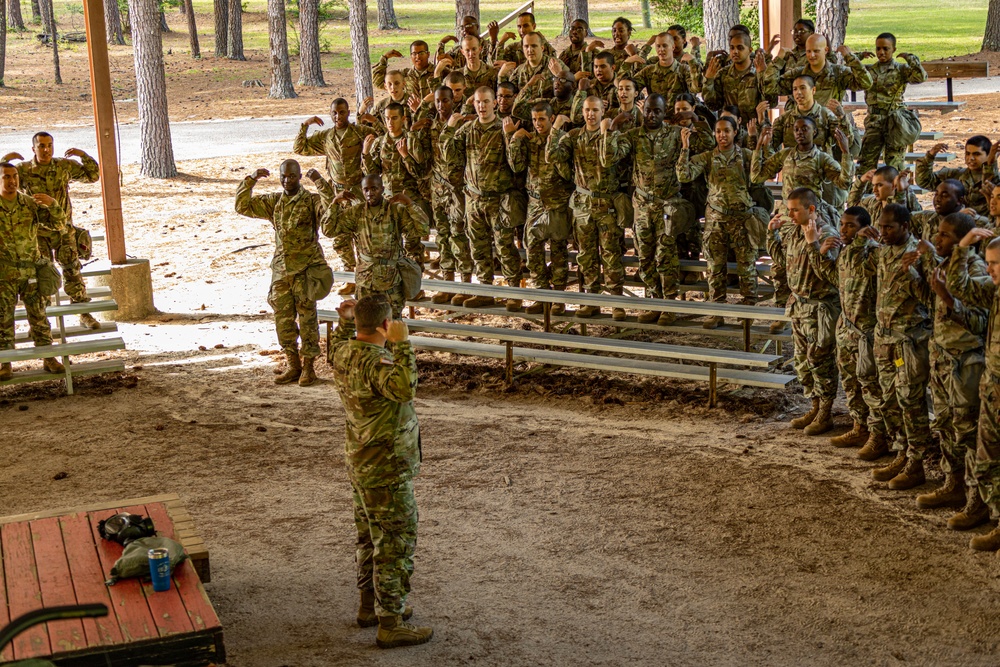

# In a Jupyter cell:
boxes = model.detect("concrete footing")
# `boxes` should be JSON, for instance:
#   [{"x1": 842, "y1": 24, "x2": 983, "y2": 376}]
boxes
[{"x1": 94, "y1": 259, "x2": 157, "y2": 321}]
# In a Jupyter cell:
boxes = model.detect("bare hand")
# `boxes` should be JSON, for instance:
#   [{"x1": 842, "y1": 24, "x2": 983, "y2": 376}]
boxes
[
  {"x1": 395, "y1": 138, "x2": 409, "y2": 158},
  {"x1": 612, "y1": 111, "x2": 632, "y2": 130},
  {"x1": 833, "y1": 128, "x2": 850, "y2": 155},
  {"x1": 927, "y1": 142, "x2": 948, "y2": 158},
  {"x1": 548, "y1": 57, "x2": 565, "y2": 77},
  {"x1": 756, "y1": 100, "x2": 770, "y2": 122},
  {"x1": 502, "y1": 116, "x2": 521, "y2": 134},
  {"x1": 410, "y1": 118, "x2": 432, "y2": 132},
  {"x1": 488, "y1": 21, "x2": 499, "y2": 40},
  {"x1": 803, "y1": 218, "x2": 821, "y2": 243},
  {"x1": 587, "y1": 40, "x2": 604, "y2": 52},
  {"x1": 599, "y1": 117, "x2": 612, "y2": 132},
  {"x1": 305, "y1": 168, "x2": 322, "y2": 182},
  {"x1": 901, "y1": 250, "x2": 922, "y2": 270},
  {"x1": 304, "y1": 115, "x2": 324, "y2": 127},
  {"x1": 982, "y1": 181, "x2": 996, "y2": 198},
  {"x1": 578, "y1": 76, "x2": 592, "y2": 92},
  {"x1": 857, "y1": 226, "x2": 880, "y2": 242},
  {"x1": 858, "y1": 51, "x2": 874, "y2": 60},
  {"x1": 384, "y1": 49, "x2": 402, "y2": 59},
  {"x1": 526, "y1": 73, "x2": 545, "y2": 89},
  {"x1": 359, "y1": 96, "x2": 373, "y2": 115},
  {"x1": 959, "y1": 227, "x2": 995, "y2": 248},
  {"x1": 757, "y1": 126, "x2": 773, "y2": 150},
  {"x1": 407, "y1": 95, "x2": 422, "y2": 113},
  {"x1": 448, "y1": 112, "x2": 464, "y2": 128},
  {"x1": 768, "y1": 213, "x2": 783, "y2": 231},
  {"x1": 362, "y1": 134, "x2": 377, "y2": 155},
  {"x1": 499, "y1": 61, "x2": 517, "y2": 77},
  {"x1": 836, "y1": 44, "x2": 852, "y2": 57},
  {"x1": 512, "y1": 128, "x2": 531, "y2": 140},
  {"x1": 434, "y1": 58, "x2": 452, "y2": 77},
  {"x1": 438, "y1": 36, "x2": 456, "y2": 46},
  {"x1": 500, "y1": 31, "x2": 516, "y2": 44},
  {"x1": 825, "y1": 98, "x2": 844, "y2": 116},
  {"x1": 753, "y1": 50, "x2": 766, "y2": 72},
  {"x1": 624, "y1": 54, "x2": 646, "y2": 64},
  {"x1": 32, "y1": 193, "x2": 55, "y2": 206},
  {"x1": 388, "y1": 193, "x2": 412, "y2": 206},
  {"x1": 358, "y1": 113, "x2": 378, "y2": 125},
  {"x1": 704, "y1": 54, "x2": 722, "y2": 79},
  {"x1": 894, "y1": 169, "x2": 912, "y2": 192},
  {"x1": 680, "y1": 126, "x2": 692, "y2": 148},
  {"x1": 64, "y1": 147, "x2": 87, "y2": 159},
  {"x1": 337, "y1": 298, "x2": 357, "y2": 321},
  {"x1": 553, "y1": 114, "x2": 571, "y2": 130},
  {"x1": 931, "y1": 267, "x2": 951, "y2": 299},
  {"x1": 820, "y1": 236, "x2": 844, "y2": 254},
  {"x1": 251, "y1": 168, "x2": 270, "y2": 180},
  {"x1": 333, "y1": 190, "x2": 357, "y2": 204},
  {"x1": 377, "y1": 319, "x2": 410, "y2": 343}
]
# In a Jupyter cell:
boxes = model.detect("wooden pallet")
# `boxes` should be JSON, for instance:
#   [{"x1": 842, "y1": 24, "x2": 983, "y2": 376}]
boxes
[{"x1": 0, "y1": 495, "x2": 220, "y2": 667}]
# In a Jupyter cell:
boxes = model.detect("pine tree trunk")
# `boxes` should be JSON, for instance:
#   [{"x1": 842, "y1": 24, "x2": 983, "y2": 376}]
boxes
[
  {"x1": 104, "y1": 0, "x2": 125, "y2": 44},
  {"x1": 184, "y1": 0, "x2": 199, "y2": 56},
  {"x1": 226, "y1": 0, "x2": 244, "y2": 59},
  {"x1": 816, "y1": 0, "x2": 849, "y2": 51},
  {"x1": 0, "y1": 0, "x2": 6, "y2": 87},
  {"x1": 297, "y1": 0, "x2": 324, "y2": 85},
  {"x1": 8, "y1": 0, "x2": 24, "y2": 31},
  {"x1": 561, "y1": 0, "x2": 589, "y2": 37},
  {"x1": 703, "y1": 0, "x2": 739, "y2": 52},
  {"x1": 159, "y1": 9, "x2": 169, "y2": 31},
  {"x1": 40, "y1": 0, "x2": 60, "y2": 83},
  {"x1": 454, "y1": 0, "x2": 477, "y2": 37},
  {"x1": 30, "y1": 0, "x2": 38, "y2": 24},
  {"x1": 377, "y1": 0, "x2": 397, "y2": 30},
  {"x1": 213, "y1": 0, "x2": 227, "y2": 55},
  {"x1": 128, "y1": 0, "x2": 176, "y2": 177},
  {"x1": 985, "y1": 0, "x2": 1000, "y2": 51},
  {"x1": 348, "y1": 0, "x2": 372, "y2": 105},
  {"x1": 267, "y1": 0, "x2": 296, "y2": 98}
]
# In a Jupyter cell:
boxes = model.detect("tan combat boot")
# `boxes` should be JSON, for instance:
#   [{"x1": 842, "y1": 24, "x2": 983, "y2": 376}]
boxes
[
  {"x1": 298, "y1": 357, "x2": 318, "y2": 387},
  {"x1": 857, "y1": 431, "x2": 889, "y2": 461},
  {"x1": 803, "y1": 398, "x2": 834, "y2": 436},
  {"x1": 550, "y1": 285, "x2": 568, "y2": 315},
  {"x1": 505, "y1": 298, "x2": 522, "y2": 313},
  {"x1": 830, "y1": 421, "x2": 869, "y2": 448},
  {"x1": 888, "y1": 457, "x2": 925, "y2": 490},
  {"x1": 338, "y1": 282, "x2": 356, "y2": 296},
  {"x1": 463, "y1": 295, "x2": 495, "y2": 308},
  {"x1": 43, "y1": 357, "x2": 65, "y2": 374},
  {"x1": 790, "y1": 398, "x2": 820, "y2": 430},
  {"x1": 769, "y1": 320, "x2": 787, "y2": 334},
  {"x1": 872, "y1": 451, "x2": 908, "y2": 482},
  {"x1": 431, "y1": 271, "x2": 455, "y2": 304},
  {"x1": 657, "y1": 311, "x2": 676, "y2": 326},
  {"x1": 702, "y1": 316, "x2": 724, "y2": 329},
  {"x1": 79, "y1": 313, "x2": 102, "y2": 330},
  {"x1": 948, "y1": 487, "x2": 990, "y2": 530},
  {"x1": 375, "y1": 614, "x2": 433, "y2": 649},
  {"x1": 0, "y1": 363, "x2": 11, "y2": 381},
  {"x1": 576, "y1": 305, "x2": 600, "y2": 318},
  {"x1": 275, "y1": 352, "x2": 301, "y2": 385},
  {"x1": 450, "y1": 274, "x2": 473, "y2": 305},
  {"x1": 969, "y1": 525, "x2": 1000, "y2": 552},
  {"x1": 525, "y1": 300, "x2": 545, "y2": 314},
  {"x1": 611, "y1": 288, "x2": 626, "y2": 321},
  {"x1": 357, "y1": 590, "x2": 413, "y2": 628},
  {"x1": 637, "y1": 310, "x2": 659, "y2": 323},
  {"x1": 916, "y1": 473, "x2": 966, "y2": 509}
]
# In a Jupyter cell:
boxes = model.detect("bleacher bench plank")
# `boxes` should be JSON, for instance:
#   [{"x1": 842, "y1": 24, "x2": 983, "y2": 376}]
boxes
[
  {"x1": 843, "y1": 100, "x2": 964, "y2": 112},
  {"x1": 15, "y1": 298, "x2": 118, "y2": 322},
  {"x1": 0, "y1": 337, "x2": 125, "y2": 362},
  {"x1": 16, "y1": 321, "x2": 118, "y2": 343},
  {"x1": 0, "y1": 358, "x2": 125, "y2": 388}
]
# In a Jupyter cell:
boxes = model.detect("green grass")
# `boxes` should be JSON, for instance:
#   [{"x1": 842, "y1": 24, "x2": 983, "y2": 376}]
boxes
[{"x1": 842, "y1": 0, "x2": 988, "y2": 59}]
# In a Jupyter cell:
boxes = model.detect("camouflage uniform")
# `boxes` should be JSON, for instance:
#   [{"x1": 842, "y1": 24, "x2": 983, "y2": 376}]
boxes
[
  {"x1": 946, "y1": 246, "x2": 1000, "y2": 517},
  {"x1": 235, "y1": 176, "x2": 334, "y2": 360},
  {"x1": 559, "y1": 44, "x2": 593, "y2": 76},
  {"x1": 607, "y1": 44, "x2": 653, "y2": 73},
  {"x1": 771, "y1": 220, "x2": 841, "y2": 399},
  {"x1": 767, "y1": 103, "x2": 847, "y2": 154},
  {"x1": 702, "y1": 62, "x2": 776, "y2": 126},
  {"x1": 846, "y1": 180, "x2": 923, "y2": 221},
  {"x1": 547, "y1": 126, "x2": 623, "y2": 294},
  {"x1": 570, "y1": 82, "x2": 618, "y2": 126},
  {"x1": 860, "y1": 55, "x2": 927, "y2": 173},
  {"x1": 501, "y1": 59, "x2": 553, "y2": 99},
  {"x1": 362, "y1": 131, "x2": 427, "y2": 207},
  {"x1": 324, "y1": 197, "x2": 428, "y2": 317},
  {"x1": 766, "y1": 47, "x2": 838, "y2": 80},
  {"x1": 462, "y1": 63, "x2": 500, "y2": 93},
  {"x1": 512, "y1": 92, "x2": 574, "y2": 126},
  {"x1": 410, "y1": 116, "x2": 473, "y2": 277},
  {"x1": 294, "y1": 122, "x2": 378, "y2": 272},
  {"x1": 495, "y1": 32, "x2": 557, "y2": 66},
  {"x1": 15, "y1": 154, "x2": 99, "y2": 304},
  {"x1": 602, "y1": 123, "x2": 695, "y2": 299},
  {"x1": 441, "y1": 117, "x2": 521, "y2": 286},
  {"x1": 372, "y1": 57, "x2": 436, "y2": 100},
  {"x1": 0, "y1": 193, "x2": 65, "y2": 352},
  {"x1": 328, "y1": 316, "x2": 421, "y2": 619},
  {"x1": 677, "y1": 146, "x2": 764, "y2": 303},
  {"x1": 910, "y1": 209, "x2": 991, "y2": 243},
  {"x1": 508, "y1": 130, "x2": 575, "y2": 289},
  {"x1": 364, "y1": 97, "x2": 414, "y2": 136},
  {"x1": 915, "y1": 158, "x2": 996, "y2": 217},
  {"x1": 765, "y1": 55, "x2": 873, "y2": 108},
  {"x1": 631, "y1": 60, "x2": 695, "y2": 99}
]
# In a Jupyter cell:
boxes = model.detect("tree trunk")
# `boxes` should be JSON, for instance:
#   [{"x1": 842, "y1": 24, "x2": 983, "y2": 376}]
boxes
[
  {"x1": 816, "y1": 0, "x2": 849, "y2": 51},
  {"x1": 159, "y1": 9, "x2": 169, "y2": 31},
  {"x1": 30, "y1": 0, "x2": 38, "y2": 24},
  {"x1": 128, "y1": 0, "x2": 176, "y2": 177},
  {"x1": 454, "y1": 0, "x2": 477, "y2": 37},
  {"x1": 561, "y1": 0, "x2": 589, "y2": 37},
  {"x1": 297, "y1": 0, "x2": 324, "y2": 86},
  {"x1": 703, "y1": 0, "x2": 739, "y2": 52},
  {"x1": 0, "y1": 0, "x2": 6, "y2": 87},
  {"x1": 986, "y1": 0, "x2": 1000, "y2": 51},
  {"x1": 226, "y1": 0, "x2": 244, "y2": 59},
  {"x1": 213, "y1": 0, "x2": 227, "y2": 55},
  {"x1": 8, "y1": 0, "x2": 24, "y2": 31},
  {"x1": 104, "y1": 0, "x2": 125, "y2": 44},
  {"x1": 267, "y1": 0, "x2": 296, "y2": 98},
  {"x1": 40, "y1": 0, "x2": 60, "y2": 83},
  {"x1": 348, "y1": 0, "x2": 372, "y2": 106},
  {"x1": 376, "y1": 0, "x2": 397, "y2": 30},
  {"x1": 184, "y1": 0, "x2": 199, "y2": 56}
]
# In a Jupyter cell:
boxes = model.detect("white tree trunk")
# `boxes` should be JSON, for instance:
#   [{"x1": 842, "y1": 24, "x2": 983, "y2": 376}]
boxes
[
  {"x1": 128, "y1": 0, "x2": 176, "y2": 177},
  {"x1": 298, "y1": 0, "x2": 324, "y2": 86},
  {"x1": 703, "y1": 0, "x2": 739, "y2": 52},
  {"x1": 349, "y1": 0, "x2": 372, "y2": 105},
  {"x1": 816, "y1": 0, "x2": 849, "y2": 51},
  {"x1": 984, "y1": 0, "x2": 1000, "y2": 51},
  {"x1": 267, "y1": 0, "x2": 296, "y2": 98}
]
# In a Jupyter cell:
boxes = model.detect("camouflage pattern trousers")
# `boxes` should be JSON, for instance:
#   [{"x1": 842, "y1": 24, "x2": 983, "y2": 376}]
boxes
[
  {"x1": 703, "y1": 207, "x2": 758, "y2": 304},
  {"x1": 633, "y1": 194, "x2": 696, "y2": 300},
  {"x1": 0, "y1": 271, "x2": 51, "y2": 351},
  {"x1": 525, "y1": 197, "x2": 570, "y2": 289},
  {"x1": 789, "y1": 296, "x2": 841, "y2": 400},
  {"x1": 858, "y1": 112, "x2": 906, "y2": 175},
  {"x1": 875, "y1": 334, "x2": 932, "y2": 460},
  {"x1": 352, "y1": 479, "x2": 418, "y2": 618},
  {"x1": 466, "y1": 191, "x2": 521, "y2": 286},
  {"x1": 331, "y1": 183, "x2": 360, "y2": 272},
  {"x1": 928, "y1": 344, "x2": 984, "y2": 477},
  {"x1": 38, "y1": 230, "x2": 89, "y2": 304},
  {"x1": 267, "y1": 274, "x2": 320, "y2": 359},
  {"x1": 836, "y1": 319, "x2": 885, "y2": 434},
  {"x1": 973, "y1": 372, "x2": 1000, "y2": 518},
  {"x1": 431, "y1": 178, "x2": 472, "y2": 276},
  {"x1": 356, "y1": 282, "x2": 406, "y2": 320},
  {"x1": 571, "y1": 192, "x2": 623, "y2": 294}
]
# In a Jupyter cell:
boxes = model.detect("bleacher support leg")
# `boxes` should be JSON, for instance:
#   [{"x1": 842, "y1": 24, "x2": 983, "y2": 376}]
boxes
[
  {"x1": 408, "y1": 305, "x2": 416, "y2": 319},
  {"x1": 709, "y1": 363, "x2": 717, "y2": 408},
  {"x1": 505, "y1": 341, "x2": 513, "y2": 385},
  {"x1": 543, "y1": 303, "x2": 551, "y2": 332},
  {"x1": 743, "y1": 319, "x2": 751, "y2": 352},
  {"x1": 325, "y1": 322, "x2": 333, "y2": 358},
  {"x1": 64, "y1": 357, "x2": 74, "y2": 395}
]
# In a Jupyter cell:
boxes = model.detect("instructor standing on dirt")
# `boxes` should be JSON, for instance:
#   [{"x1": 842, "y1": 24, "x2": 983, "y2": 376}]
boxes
[{"x1": 328, "y1": 295, "x2": 432, "y2": 649}]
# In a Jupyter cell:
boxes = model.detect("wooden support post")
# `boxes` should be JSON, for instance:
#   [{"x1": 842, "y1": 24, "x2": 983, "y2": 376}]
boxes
[
  {"x1": 504, "y1": 341, "x2": 513, "y2": 385},
  {"x1": 543, "y1": 302, "x2": 551, "y2": 333},
  {"x1": 82, "y1": 0, "x2": 127, "y2": 265},
  {"x1": 743, "y1": 319, "x2": 751, "y2": 352},
  {"x1": 709, "y1": 363, "x2": 717, "y2": 408},
  {"x1": 408, "y1": 305, "x2": 416, "y2": 319},
  {"x1": 325, "y1": 321, "x2": 332, "y2": 358}
]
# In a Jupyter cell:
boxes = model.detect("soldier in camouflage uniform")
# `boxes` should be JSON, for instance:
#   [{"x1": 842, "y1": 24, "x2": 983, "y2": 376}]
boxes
[
  {"x1": 294, "y1": 98, "x2": 378, "y2": 296},
  {"x1": 917, "y1": 137, "x2": 998, "y2": 217},
  {"x1": 911, "y1": 179, "x2": 990, "y2": 241},
  {"x1": 847, "y1": 166, "x2": 922, "y2": 222},
  {"x1": 766, "y1": 75, "x2": 847, "y2": 154},
  {"x1": 507, "y1": 102, "x2": 576, "y2": 315},
  {"x1": 762, "y1": 19, "x2": 838, "y2": 84},
  {"x1": 769, "y1": 188, "x2": 841, "y2": 435},
  {"x1": 327, "y1": 296, "x2": 433, "y2": 649},
  {"x1": 5, "y1": 133, "x2": 101, "y2": 330},
  {"x1": 601, "y1": 94, "x2": 699, "y2": 324},
  {"x1": 944, "y1": 228, "x2": 1000, "y2": 547},
  {"x1": 491, "y1": 12, "x2": 556, "y2": 66},
  {"x1": 856, "y1": 33, "x2": 927, "y2": 174},
  {"x1": 630, "y1": 33, "x2": 695, "y2": 100},
  {"x1": 454, "y1": 35, "x2": 499, "y2": 93},
  {"x1": 512, "y1": 69, "x2": 575, "y2": 125},
  {"x1": 856, "y1": 204, "x2": 934, "y2": 490},
  {"x1": 896, "y1": 213, "x2": 990, "y2": 515},
  {"x1": 409, "y1": 87, "x2": 474, "y2": 305},
  {"x1": 359, "y1": 72, "x2": 412, "y2": 136},
  {"x1": 362, "y1": 104, "x2": 428, "y2": 213},
  {"x1": 666, "y1": 25, "x2": 704, "y2": 93},
  {"x1": 559, "y1": 19, "x2": 596, "y2": 76},
  {"x1": 570, "y1": 51, "x2": 618, "y2": 125},
  {"x1": 606, "y1": 17, "x2": 653, "y2": 72},
  {"x1": 677, "y1": 117, "x2": 766, "y2": 328},
  {"x1": 436, "y1": 15, "x2": 481, "y2": 69},
  {"x1": 702, "y1": 32, "x2": 776, "y2": 126},
  {"x1": 325, "y1": 175, "x2": 429, "y2": 318},
  {"x1": 547, "y1": 96, "x2": 627, "y2": 320},
  {"x1": 373, "y1": 41, "x2": 435, "y2": 101},
  {"x1": 764, "y1": 34, "x2": 872, "y2": 109},
  {"x1": 235, "y1": 161, "x2": 334, "y2": 387},
  {"x1": 0, "y1": 162, "x2": 67, "y2": 380},
  {"x1": 442, "y1": 87, "x2": 523, "y2": 310},
  {"x1": 499, "y1": 32, "x2": 554, "y2": 99}
]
